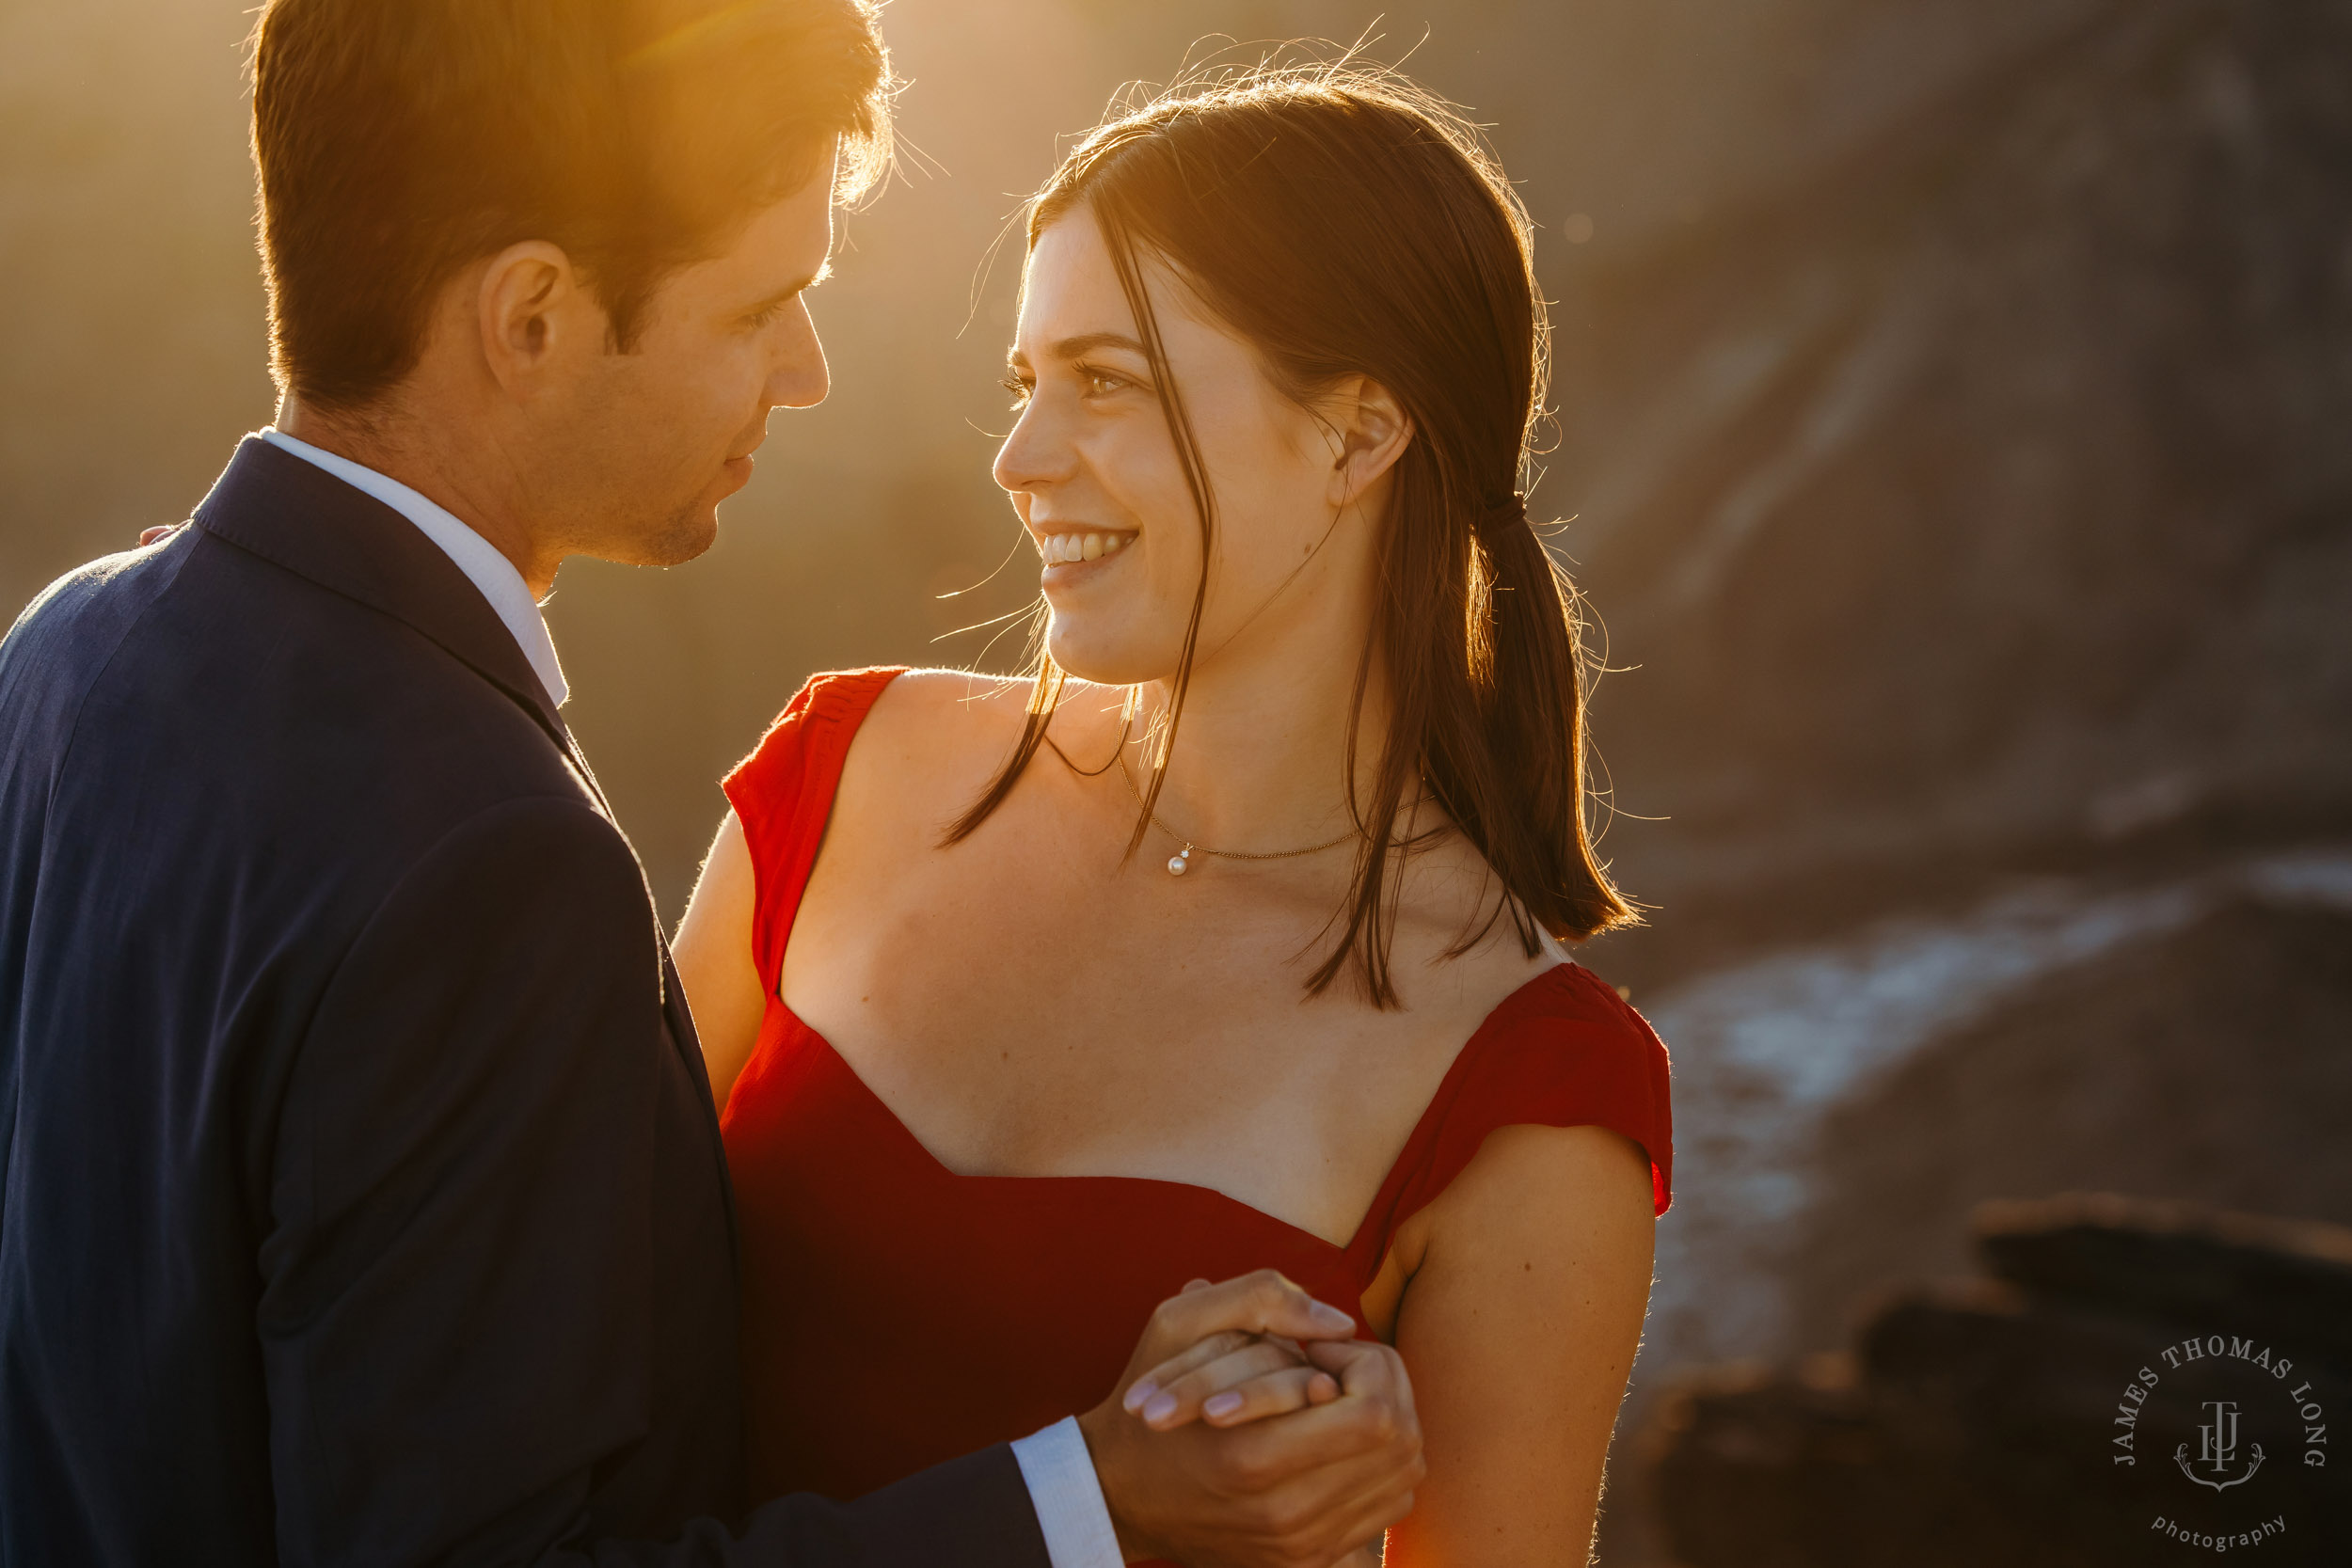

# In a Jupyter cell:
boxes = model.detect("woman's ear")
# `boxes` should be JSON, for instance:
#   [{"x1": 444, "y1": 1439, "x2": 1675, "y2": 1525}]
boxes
[
  {"x1": 474, "y1": 240, "x2": 588, "y2": 397},
  {"x1": 1326, "y1": 375, "x2": 1414, "y2": 509}
]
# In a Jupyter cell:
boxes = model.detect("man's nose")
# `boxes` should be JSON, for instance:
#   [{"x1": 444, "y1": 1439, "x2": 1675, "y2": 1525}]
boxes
[{"x1": 768, "y1": 300, "x2": 830, "y2": 410}]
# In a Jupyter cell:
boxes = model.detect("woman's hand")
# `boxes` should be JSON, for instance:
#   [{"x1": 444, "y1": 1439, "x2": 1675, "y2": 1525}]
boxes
[{"x1": 1120, "y1": 1279, "x2": 1344, "y2": 1431}]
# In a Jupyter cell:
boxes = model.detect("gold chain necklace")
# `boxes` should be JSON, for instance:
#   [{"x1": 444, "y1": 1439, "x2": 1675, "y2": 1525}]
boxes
[{"x1": 1115, "y1": 751, "x2": 1360, "y2": 877}]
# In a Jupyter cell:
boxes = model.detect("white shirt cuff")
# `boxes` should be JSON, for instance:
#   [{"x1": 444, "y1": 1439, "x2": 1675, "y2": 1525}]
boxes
[{"x1": 1009, "y1": 1415, "x2": 1122, "y2": 1567}]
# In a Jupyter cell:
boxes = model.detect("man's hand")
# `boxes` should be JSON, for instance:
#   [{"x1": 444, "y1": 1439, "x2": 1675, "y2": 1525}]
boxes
[{"x1": 1077, "y1": 1271, "x2": 1425, "y2": 1567}]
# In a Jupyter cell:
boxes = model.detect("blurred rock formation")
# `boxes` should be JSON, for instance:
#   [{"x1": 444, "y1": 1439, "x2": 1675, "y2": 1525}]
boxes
[
  {"x1": 1553, "y1": 2, "x2": 2352, "y2": 1559},
  {"x1": 1787, "y1": 897, "x2": 2352, "y2": 1348},
  {"x1": 1637, "y1": 1195, "x2": 2352, "y2": 1567},
  {"x1": 1554, "y1": 0, "x2": 2352, "y2": 945}
]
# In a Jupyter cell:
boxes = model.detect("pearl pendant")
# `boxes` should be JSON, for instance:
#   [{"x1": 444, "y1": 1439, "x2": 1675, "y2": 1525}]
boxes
[{"x1": 1168, "y1": 847, "x2": 1191, "y2": 876}]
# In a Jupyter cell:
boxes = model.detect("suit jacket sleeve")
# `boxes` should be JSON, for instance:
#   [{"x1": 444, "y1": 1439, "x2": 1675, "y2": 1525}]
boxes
[{"x1": 256, "y1": 795, "x2": 1049, "y2": 1568}]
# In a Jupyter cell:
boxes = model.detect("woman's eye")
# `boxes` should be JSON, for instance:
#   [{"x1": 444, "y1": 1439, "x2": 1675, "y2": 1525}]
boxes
[
  {"x1": 1001, "y1": 375, "x2": 1033, "y2": 408},
  {"x1": 1083, "y1": 370, "x2": 1128, "y2": 398}
]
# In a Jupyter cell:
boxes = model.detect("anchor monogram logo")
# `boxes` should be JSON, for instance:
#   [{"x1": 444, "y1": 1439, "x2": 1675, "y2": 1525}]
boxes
[{"x1": 2175, "y1": 1399, "x2": 2265, "y2": 1491}]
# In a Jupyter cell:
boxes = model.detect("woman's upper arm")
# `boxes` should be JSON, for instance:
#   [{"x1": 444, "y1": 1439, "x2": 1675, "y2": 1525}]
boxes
[
  {"x1": 1384, "y1": 1121, "x2": 1658, "y2": 1568},
  {"x1": 671, "y1": 810, "x2": 767, "y2": 1111}
]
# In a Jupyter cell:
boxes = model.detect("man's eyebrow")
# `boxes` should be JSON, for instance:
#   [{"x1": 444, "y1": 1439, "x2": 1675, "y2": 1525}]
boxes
[
  {"x1": 1007, "y1": 331, "x2": 1149, "y2": 370},
  {"x1": 743, "y1": 260, "x2": 832, "y2": 314}
]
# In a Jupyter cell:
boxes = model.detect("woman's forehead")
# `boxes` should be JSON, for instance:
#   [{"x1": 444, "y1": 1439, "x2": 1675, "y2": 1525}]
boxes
[
  {"x1": 1020, "y1": 214, "x2": 1233, "y2": 366},
  {"x1": 1018, "y1": 218, "x2": 1125, "y2": 344}
]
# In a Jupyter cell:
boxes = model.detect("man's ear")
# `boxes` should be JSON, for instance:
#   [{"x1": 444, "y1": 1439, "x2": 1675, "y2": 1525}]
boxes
[
  {"x1": 475, "y1": 241, "x2": 588, "y2": 396},
  {"x1": 1325, "y1": 375, "x2": 1414, "y2": 509}
]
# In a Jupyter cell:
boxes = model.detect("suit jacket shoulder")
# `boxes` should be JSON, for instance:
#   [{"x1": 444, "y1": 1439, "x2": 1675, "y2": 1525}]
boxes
[{"x1": 0, "y1": 439, "x2": 1047, "y2": 1568}]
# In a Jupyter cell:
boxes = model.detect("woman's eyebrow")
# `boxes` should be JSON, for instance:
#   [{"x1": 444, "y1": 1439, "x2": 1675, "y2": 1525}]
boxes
[{"x1": 1008, "y1": 331, "x2": 1149, "y2": 372}]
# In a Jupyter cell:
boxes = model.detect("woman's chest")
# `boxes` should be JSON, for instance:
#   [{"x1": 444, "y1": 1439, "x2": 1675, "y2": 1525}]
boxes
[{"x1": 782, "y1": 864, "x2": 1477, "y2": 1246}]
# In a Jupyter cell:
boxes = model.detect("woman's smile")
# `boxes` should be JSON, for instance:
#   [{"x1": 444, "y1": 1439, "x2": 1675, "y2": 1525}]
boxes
[{"x1": 1034, "y1": 527, "x2": 1138, "y2": 572}]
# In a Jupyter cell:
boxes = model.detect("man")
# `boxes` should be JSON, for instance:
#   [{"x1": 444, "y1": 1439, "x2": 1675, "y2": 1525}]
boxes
[{"x1": 0, "y1": 1, "x2": 1422, "y2": 1563}]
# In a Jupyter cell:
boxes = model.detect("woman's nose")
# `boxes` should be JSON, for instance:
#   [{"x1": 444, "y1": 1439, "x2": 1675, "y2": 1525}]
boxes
[{"x1": 993, "y1": 398, "x2": 1073, "y2": 495}]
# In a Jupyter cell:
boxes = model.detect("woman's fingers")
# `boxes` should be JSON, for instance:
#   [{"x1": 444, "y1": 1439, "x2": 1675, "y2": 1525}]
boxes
[
  {"x1": 1118, "y1": 1270, "x2": 1359, "y2": 1417},
  {"x1": 1136, "y1": 1339, "x2": 1333, "y2": 1430},
  {"x1": 1121, "y1": 1330, "x2": 1325, "y2": 1420},
  {"x1": 1135, "y1": 1338, "x2": 1297, "y2": 1427},
  {"x1": 1218, "y1": 1338, "x2": 1424, "y2": 1475},
  {"x1": 1199, "y1": 1365, "x2": 1343, "y2": 1429},
  {"x1": 1120, "y1": 1329, "x2": 1258, "y2": 1414}
]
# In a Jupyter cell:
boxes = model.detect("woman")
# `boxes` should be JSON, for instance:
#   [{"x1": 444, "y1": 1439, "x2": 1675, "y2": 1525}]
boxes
[{"x1": 674, "y1": 66, "x2": 1673, "y2": 1564}]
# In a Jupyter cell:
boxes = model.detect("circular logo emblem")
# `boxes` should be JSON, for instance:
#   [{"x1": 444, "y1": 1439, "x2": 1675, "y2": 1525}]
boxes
[{"x1": 2112, "y1": 1331, "x2": 2333, "y2": 1555}]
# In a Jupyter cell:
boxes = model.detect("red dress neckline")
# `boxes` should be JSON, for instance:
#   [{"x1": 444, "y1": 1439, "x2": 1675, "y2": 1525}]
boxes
[
  {"x1": 762, "y1": 957, "x2": 1590, "y2": 1272},
  {"x1": 716, "y1": 665, "x2": 1673, "y2": 1506}
]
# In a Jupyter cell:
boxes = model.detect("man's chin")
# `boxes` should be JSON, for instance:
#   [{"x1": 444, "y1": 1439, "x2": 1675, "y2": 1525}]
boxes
[{"x1": 627, "y1": 505, "x2": 721, "y2": 569}]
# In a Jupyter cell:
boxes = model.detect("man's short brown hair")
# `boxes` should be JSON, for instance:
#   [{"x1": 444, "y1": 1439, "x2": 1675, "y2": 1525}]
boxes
[{"x1": 251, "y1": 0, "x2": 892, "y2": 411}]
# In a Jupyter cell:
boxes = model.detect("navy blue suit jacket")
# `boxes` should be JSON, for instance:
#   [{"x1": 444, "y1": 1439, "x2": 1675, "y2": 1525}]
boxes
[{"x1": 0, "y1": 439, "x2": 1051, "y2": 1566}]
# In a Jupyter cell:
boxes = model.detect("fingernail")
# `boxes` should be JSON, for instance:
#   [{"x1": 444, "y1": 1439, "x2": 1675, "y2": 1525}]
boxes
[
  {"x1": 1142, "y1": 1392, "x2": 1178, "y2": 1425},
  {"x1": 1122, "y1": 1379, "x2": 1158, "y2": 1414},
  {"x1": 1311, "y1": 1301, "x2": 1355, "y2": 1331},
  {"x1": 1204, "y1": 1392, "x2": 1244, "y2": 1419}
]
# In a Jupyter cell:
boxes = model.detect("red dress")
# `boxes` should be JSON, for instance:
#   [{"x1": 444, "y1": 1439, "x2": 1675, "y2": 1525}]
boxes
[{"x1": 719, "y1": 668, "x2": 1675, "y2": 1507}]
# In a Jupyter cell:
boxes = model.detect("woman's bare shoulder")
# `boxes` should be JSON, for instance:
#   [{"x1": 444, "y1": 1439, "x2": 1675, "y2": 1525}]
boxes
[
  {"x1": 865, "y1": 665, "x2": 1028, "y2": 733},
  {"x1": 865, "y1": 667, "x2": 1133, "y2": 737},
  {"x1": 843, "y1": 668, "x2": 1126, "y2": 816}
]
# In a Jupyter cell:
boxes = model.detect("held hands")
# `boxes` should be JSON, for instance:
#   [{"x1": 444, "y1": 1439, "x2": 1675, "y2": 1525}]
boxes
[
  {"x1": 1077, "y1": 1272, "x2": 1424, "y2": 1567},
  {"x1": 1121, "y1": 1279, "x2": 1340, "y2": 1432}
]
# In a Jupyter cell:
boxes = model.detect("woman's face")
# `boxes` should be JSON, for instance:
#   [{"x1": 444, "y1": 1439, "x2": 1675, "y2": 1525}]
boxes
[{"x1": 993, "y1": 208, "x2": 1363, "y2": 687}]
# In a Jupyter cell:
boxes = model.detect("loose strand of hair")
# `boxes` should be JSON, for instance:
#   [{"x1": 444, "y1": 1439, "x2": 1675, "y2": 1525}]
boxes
[
  {"x1": 941, "y1": 655, "x2": 1065, "y2": 846},
  {"x1": 1093, "y1": 196, "x2": 1220, "y2": 862}
]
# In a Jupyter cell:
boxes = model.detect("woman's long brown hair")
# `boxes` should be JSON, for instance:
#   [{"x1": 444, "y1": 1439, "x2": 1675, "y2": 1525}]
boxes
[{"x1": 948, "y1": 62, "x2": 1635, "y2": 1006}]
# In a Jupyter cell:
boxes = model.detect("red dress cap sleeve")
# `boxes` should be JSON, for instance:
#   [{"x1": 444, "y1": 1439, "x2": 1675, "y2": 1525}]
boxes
[
  {"x1": 1352, "y1": 964, "x2": 1675, "y2": 1275},
  {"x1": 720, "y1": 667, "x2": 904, "y2": 991}
]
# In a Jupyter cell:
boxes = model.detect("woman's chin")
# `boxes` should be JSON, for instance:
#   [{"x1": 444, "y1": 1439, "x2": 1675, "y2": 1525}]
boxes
[{"x1": 1043, "y1": 627, "x2": 1171, "y2": 690}]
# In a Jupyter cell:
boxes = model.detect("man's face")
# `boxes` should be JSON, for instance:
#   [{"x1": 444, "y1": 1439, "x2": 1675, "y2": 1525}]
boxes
[{"x1": 532, "y1": 147, "x2": 838, "y2": 570}]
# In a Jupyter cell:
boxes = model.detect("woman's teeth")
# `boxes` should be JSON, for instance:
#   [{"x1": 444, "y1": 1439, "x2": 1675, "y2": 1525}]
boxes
[{"x1": 1041, "y1": 531, "x2": 1130, "y2": 564}]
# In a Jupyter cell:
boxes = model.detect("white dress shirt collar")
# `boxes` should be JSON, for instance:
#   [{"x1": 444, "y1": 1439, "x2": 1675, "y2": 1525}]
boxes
[{"x1": 259, "y1": 428, "x2": 568, "y2": 709}]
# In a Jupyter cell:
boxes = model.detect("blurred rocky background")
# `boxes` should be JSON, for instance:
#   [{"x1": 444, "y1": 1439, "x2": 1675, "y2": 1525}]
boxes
[
  {"x1": 1647, "y1": 1195, "x2": 2352, "y2": 1566},
  {"x1": 5, "y1": 0, "x2": 2346, "y2": 1561}
]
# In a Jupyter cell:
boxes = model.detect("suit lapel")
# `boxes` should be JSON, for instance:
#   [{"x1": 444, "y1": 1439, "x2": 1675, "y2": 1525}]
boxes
[
  {"x1": 192, "y1": 438, "x2": 729, "y2": 1144},
  {"x1": 192, "y1": 436, "x2": 571, "y2": 752}
]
